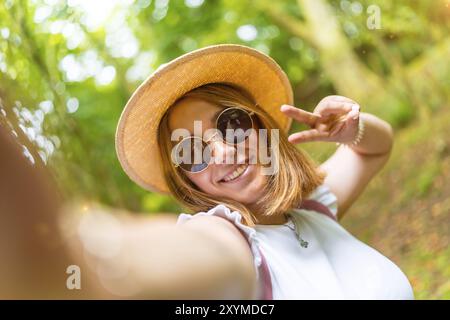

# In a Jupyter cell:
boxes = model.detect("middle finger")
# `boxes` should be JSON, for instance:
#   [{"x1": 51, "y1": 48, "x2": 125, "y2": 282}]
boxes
[{"x1": 315, "y1": 101, "x2": 355, "y2": 116}]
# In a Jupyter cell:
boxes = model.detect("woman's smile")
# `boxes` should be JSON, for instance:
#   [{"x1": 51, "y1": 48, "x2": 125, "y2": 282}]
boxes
[{"x1": 218, "y1": 163, "x2": 250, "y2": 183}]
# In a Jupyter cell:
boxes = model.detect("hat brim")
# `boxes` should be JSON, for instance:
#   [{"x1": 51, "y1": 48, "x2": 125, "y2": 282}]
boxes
[{"x1": 115, "y1": 44, "x2": 293, "y2": 194}]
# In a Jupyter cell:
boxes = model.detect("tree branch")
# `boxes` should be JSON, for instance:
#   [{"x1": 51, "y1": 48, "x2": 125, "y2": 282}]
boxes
[{"x1": 254, "y1": 0, "x2": 316, "y2": 47}]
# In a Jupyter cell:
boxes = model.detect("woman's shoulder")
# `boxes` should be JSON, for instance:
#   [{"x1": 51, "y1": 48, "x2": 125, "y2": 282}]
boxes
[
  {"x1": 177, "y1": 204, "x2": 263, "y2": 273},
  {"x1": 302, "y1": 183, "x2": 339, "y2": 219}
]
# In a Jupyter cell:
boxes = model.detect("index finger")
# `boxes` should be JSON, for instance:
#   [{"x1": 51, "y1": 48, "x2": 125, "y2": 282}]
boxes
[{"x1": 280, "y1": 104, "x2": 321, "y2": 127}]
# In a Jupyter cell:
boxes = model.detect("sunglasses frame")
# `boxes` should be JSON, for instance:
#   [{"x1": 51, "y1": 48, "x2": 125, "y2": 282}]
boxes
[{"x1": 173, "y1": 106, "x2": 255, "y2": 174}]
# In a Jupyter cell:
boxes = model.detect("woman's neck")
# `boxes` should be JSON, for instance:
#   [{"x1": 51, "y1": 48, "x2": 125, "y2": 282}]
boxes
[
  {"x1": 255, "y1": 213, "x2": 289, "y2": 225},
  {"x1": 249, "y1": 203, "x2": 289, "y2": 225}
]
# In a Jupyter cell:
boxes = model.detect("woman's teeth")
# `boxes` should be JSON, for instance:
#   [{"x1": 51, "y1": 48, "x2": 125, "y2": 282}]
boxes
[{"x1": 221, "y1": 164, "x2": 248, "y2": 182}]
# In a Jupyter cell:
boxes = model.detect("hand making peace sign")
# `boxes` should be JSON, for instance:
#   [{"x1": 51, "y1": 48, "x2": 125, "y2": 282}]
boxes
[{"x1": 280, "y1": 95, "x2": 361, "y2": 145}]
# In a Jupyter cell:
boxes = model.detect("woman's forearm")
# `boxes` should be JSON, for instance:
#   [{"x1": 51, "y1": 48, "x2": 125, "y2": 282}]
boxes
[
  {"x1": 59, "y1": 207, "x2": 257, "y2": 299},
  {"x1": 0, "y1": 123, "x2": 256, "y2": 299},
  {"x1": 348, "y1": 112, "x2": 394, "y2": 156},
  {"x1": 2, "y1": 202, "x2": 256, "y2": 299}
]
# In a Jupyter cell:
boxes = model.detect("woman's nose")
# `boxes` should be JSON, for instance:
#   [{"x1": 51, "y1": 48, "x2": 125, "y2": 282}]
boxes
[{"x1": 210, "y1": 140, "x2": 236, "y2": 164}]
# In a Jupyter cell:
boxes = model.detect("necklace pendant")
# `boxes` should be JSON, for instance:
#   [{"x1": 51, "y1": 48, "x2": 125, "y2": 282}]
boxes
[
  {"x1": 288, "y1": 215, "x2": 308, "y2": 248},
  {"x1": 299, "y1": 238, "x2": 309, "y2": 248}
]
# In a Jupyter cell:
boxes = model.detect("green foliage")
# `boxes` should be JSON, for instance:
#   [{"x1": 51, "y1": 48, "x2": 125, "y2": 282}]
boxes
[
  {"x1": 0, "y1": 0, "x2": 448, "y2": 205},
  {"x1": 0, "y1": 0, "x2": 449, "y2": 298}
]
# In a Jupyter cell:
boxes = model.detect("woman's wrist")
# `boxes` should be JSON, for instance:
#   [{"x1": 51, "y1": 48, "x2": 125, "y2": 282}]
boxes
[
  {"x1": 337, "y1": 113, "x2": 393, "y2": 156},
  {"x1": 336, "y1": 114, "x2": 365, "y2": 147}
]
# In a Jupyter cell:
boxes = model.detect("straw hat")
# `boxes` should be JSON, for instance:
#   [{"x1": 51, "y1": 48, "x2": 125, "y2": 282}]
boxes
[{"x1": 115, "y1": 44, "x2": 294, "y2": 194}]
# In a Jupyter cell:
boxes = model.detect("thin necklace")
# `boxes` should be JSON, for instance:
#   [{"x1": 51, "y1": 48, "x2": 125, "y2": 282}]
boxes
[{"x1": 284, "y1": 213, "x2": 309, "y2": 248}]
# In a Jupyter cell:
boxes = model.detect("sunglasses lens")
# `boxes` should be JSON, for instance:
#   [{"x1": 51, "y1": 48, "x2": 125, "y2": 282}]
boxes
[
  {"x1": 175, "y1": 137, "x2": 211, "y2": 173},
  {"x1": 217, "y1": 108, "x2": 253, "y2": 144}
]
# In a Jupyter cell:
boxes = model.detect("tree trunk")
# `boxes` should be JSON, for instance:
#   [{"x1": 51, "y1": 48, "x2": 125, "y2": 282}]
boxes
[{"x1": 297, "y1": 0, "x2": 385, "y2": 102}]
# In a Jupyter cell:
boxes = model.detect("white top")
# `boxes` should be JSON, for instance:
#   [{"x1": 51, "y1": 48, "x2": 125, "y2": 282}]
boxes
[{"x1": 177, "y1": 184, "x2": 414, "y2": 300}]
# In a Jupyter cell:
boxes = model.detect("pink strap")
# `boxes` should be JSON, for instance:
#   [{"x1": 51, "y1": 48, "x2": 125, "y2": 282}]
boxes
[
  {"x1": 257, "y1": 246, "x2": 273, "y2": 300},
  {"x1": 298, "y1": 199, "x2": 337, "y2": 221},
  {"x1": 257, "y1": 199, "x2": 337, "y2": 299}
]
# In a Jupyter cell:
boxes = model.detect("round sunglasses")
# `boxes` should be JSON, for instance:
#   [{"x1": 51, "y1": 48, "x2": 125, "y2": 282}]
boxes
[{"x1": 172, "y1": 107, "x2": 255, "y2": 173}]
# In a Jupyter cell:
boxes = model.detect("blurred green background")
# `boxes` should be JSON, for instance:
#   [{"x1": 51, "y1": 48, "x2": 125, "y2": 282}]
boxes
[{"x1": 0, "y1": 0, "x2": 449, "y2": 299}]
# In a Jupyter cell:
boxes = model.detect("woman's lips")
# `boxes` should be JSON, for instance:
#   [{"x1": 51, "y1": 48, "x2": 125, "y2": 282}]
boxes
[
  {"x1": 220, "y1": 164, "x2": 248, "y2": 182},
  {"x1": 219, "y1": 163, "x2": 252, "y2": 184}
]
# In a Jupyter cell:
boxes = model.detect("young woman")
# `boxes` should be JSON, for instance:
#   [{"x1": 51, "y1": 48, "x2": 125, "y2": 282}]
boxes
[
  {"x1": 114, "y1": 44, "x2": 414, "y2": 299},
  {"x1": 0, "y1": 44, "x2": 414, "y2": 299}
]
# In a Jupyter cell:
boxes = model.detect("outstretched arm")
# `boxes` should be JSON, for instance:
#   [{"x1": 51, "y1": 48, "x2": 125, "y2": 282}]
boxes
[
  {"x1": 0, "y1": 123, "x2": 256, "y2": 299},
  {"x1": 59, "y1": 206, "x2": 257, "y2": 299}
]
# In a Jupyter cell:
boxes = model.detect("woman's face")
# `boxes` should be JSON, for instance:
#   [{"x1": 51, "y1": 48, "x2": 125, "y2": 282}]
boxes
[{"x1": 168, "y1": 97, "x2": 267, "y2": 205}]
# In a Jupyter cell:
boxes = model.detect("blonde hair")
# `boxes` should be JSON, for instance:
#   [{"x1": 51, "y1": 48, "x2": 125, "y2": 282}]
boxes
[{"x1": 158, "y1": 83, "x2": 326, "y2": 226}]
